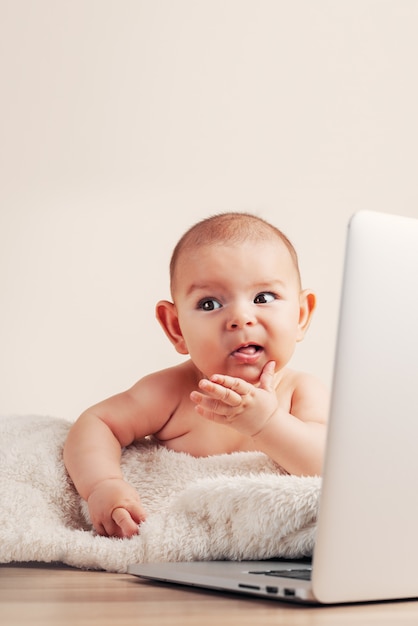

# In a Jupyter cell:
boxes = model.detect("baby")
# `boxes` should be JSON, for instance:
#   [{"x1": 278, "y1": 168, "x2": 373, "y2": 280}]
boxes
[{"x1": 63, "y1": 212, "x2": 329, "y2": 538}]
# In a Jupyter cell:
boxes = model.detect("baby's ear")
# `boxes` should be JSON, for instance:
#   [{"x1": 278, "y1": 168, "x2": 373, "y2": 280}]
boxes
[
  {"x1": 155, "y1": 300, "x2": 189, "y2": 355},
  {"x1": 296, "y1": 289, "x2": 316, "y2": 342}
]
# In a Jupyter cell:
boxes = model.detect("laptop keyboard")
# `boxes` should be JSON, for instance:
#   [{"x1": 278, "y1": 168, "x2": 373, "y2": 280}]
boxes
[{"x1": 249, "y1": 568, "x2": 312, "y2": 581}]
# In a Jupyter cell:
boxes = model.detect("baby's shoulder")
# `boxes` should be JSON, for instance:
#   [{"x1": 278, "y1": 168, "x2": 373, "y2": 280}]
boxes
[
  {"x1": 122, "y1": 362, "x2": 195, "y2": 429},
  {"x1": 276, "y1": 367, "x2": 328, "y2": 400},
  {"x1": 279, "y1": 367, "x2": 323, "y2": 386},
  {"x1": 280, "y1": 368, "x2": 329, "y2": 423},
  {"x1": 133, "y1": 360, "x2": 197, "y2": 398}
]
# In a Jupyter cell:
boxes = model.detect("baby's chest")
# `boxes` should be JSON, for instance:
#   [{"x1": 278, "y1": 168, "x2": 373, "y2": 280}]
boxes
[{"x1": 154, "y1": 408, "x2": 250, "y2": 457}]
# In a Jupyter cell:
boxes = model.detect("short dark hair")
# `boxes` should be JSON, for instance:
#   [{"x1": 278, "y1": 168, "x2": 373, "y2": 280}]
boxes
[{"x1": 170, "y1": 212, "x2": 300, "y2": 295}]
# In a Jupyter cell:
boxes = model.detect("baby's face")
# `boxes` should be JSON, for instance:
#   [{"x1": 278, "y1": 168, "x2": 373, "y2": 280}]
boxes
[{"x1": 172, "y1": 239, "x2": 308, "y2": 383}]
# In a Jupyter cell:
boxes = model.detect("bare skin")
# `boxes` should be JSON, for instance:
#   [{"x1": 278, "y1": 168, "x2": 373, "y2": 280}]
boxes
[{"x1": 64, "y1": 238, "x2": 329, "y2": 538}]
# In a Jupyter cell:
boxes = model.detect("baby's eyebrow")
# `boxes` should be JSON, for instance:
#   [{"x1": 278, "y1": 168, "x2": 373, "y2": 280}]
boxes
[
  {"x1": 251, "y1": 279, "x2": 287, "y2": 291},
  {"x1": 185, "y1": 282, "x2": 218, "y2": 296},
  {"x1": 185, "y1": 278, "x2": 287, "y2": 297}
]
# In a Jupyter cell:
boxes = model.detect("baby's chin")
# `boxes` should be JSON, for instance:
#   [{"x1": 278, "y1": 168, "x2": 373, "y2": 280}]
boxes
[
  {"x1": 221, "y1": 364, "x2": 264, "y2": 385},
  {"x1": 197, "y1": 360, "x2": 266, "y2": 384}
]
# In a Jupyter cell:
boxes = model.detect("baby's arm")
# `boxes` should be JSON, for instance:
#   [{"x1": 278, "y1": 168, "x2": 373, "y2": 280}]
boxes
[
  {"x1": 190, "y1": 361, "x2": 328, "y2": 476},
  {"x1": 64, "y1": 406, "x2": 146, "y2": 538},
  {"x1": 63, "y1": 373, "x2": 174, "y2": 538}
]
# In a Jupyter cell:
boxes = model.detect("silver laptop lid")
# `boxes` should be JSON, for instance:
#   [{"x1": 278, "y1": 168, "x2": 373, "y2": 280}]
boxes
[{"x1": 312, "y1": 211, "x2": 418, "y2": 603}]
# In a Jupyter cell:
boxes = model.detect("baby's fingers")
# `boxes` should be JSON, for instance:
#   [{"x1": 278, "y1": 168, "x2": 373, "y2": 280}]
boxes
[
  {"x1": 210, "y1": 374, "x2": 251, "y2": 396},
  {"x1": 197, "y1": 378, "x2": 243, "y2": 407},
  {"x1": 95, "y1": 514, "x2": 122, "y2": 538},
  {"x1": 111, "y1": 507, "x2": 141, "y2": 538},
  {"x1": 259, "y1": 360, "x2": 276, "y2": 391}
]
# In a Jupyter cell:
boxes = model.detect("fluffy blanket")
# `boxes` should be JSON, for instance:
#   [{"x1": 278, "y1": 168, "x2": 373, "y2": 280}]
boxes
[{"x1": 0, "y1": 415, "x2": 320, "y2": 573}]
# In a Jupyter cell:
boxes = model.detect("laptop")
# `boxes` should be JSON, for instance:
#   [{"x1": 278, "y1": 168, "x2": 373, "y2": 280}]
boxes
[{"x1": 129, "y1": 210, "x2": 418, "y2": 604}]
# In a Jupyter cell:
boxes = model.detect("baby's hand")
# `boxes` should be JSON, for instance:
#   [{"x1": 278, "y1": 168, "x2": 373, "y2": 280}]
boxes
[
  {"x1": 190, "y1": 361, "x2": 278, "y2": 437},
  {"x1": 87, "y1": 478, "x2": 147, "y2": 538}
]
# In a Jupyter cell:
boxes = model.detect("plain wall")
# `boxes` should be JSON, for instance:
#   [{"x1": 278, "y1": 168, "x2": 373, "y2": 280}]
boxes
[{"x1": 1, "y1": 0, "x2": 417, "y2": 420}]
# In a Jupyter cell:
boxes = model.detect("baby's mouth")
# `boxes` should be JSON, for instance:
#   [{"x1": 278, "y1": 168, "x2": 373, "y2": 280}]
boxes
[
  {"x1": 230, "y1": 344, "x2": 264, "y2": 362},
  {"x1": 233, "y1": 344, "x2": 262, "y2": 355}
]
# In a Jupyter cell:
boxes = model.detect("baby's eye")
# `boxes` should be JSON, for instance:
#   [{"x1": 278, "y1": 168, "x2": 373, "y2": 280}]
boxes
[
  {"x1": 254, "y1": 292, "x2": 276, "y2": 304},
  {"x1": 197, "y1": 298, "x2": 222, "y2": 311}
]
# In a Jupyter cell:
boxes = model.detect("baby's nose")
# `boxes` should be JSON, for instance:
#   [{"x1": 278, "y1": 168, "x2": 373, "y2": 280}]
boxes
[{"x1": 226, "y1": 306, "x2": 257, "y2": 330}]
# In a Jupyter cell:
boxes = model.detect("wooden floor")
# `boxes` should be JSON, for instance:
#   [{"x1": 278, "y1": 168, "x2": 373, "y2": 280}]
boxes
[{"x1": 2, "y1": 563, "x2": 418, "y2": 626}]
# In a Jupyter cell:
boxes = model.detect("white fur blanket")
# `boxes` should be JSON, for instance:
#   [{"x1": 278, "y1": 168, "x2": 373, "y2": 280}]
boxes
[{"x1": 0, "y1": 415, "x2": 320, "y2": 573}]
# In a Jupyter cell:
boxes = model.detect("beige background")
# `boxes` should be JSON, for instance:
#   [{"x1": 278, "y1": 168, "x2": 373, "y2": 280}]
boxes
[{"x1": 1, "y1": 1, "x2": 417, "y2": 420}]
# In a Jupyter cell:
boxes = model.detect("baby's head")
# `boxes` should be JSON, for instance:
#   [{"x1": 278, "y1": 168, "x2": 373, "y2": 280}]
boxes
[
  {"x1": 169, "y1": 212, "x2": 301, "y2": 298},
  {"x1": 157, "y1": 212, "x2": 315, "y2": 378}
]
